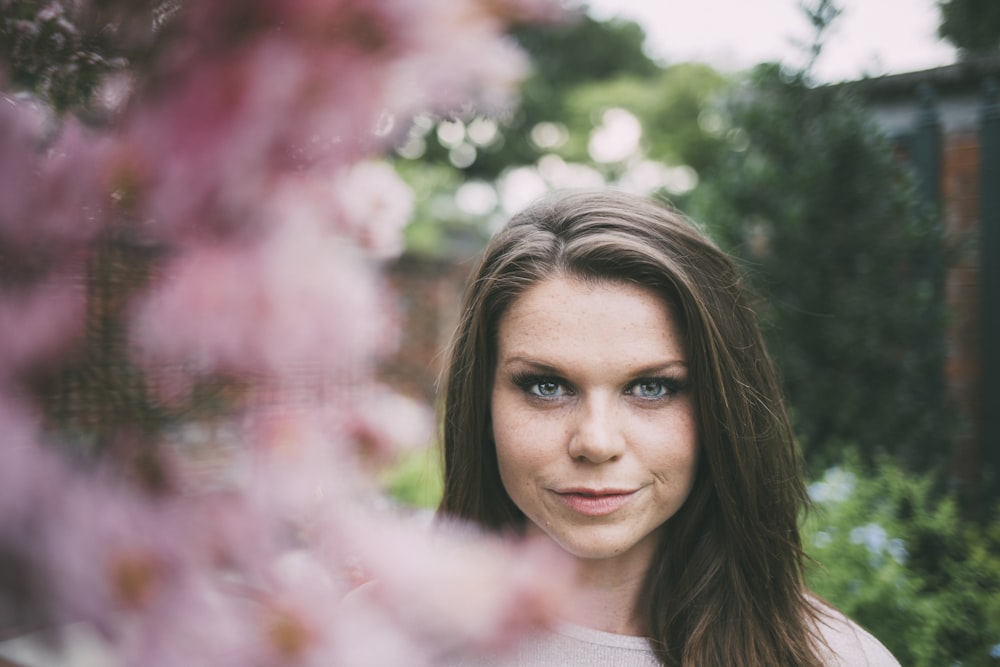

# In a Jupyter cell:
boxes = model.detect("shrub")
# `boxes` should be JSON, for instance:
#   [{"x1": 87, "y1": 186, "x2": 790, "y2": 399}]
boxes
[
  {"x1": 691, "y1": 65, "x2": 952, "y2": 473},
  {"x1": 805, "y1": 460, "x2": 1000, "y2": 665}
]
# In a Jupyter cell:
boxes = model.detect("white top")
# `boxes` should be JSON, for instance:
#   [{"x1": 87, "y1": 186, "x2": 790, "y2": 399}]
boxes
[{"x1": 447, "y1": 605, "x2": 899, "y2": 667}]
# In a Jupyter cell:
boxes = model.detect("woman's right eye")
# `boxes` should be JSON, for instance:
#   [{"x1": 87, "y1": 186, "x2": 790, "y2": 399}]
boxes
[
  {"x1": 512, "y1": 374, "x2": 567, "y2": 398},
  {"x1": 531, "y1": 380, "x2": 562, "y2": 397}
]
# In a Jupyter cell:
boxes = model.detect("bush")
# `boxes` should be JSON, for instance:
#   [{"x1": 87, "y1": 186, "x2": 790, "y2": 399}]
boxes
[
  {"x1": 691, "y1": 65, "x2": 952, "y2": 473},
  {"x1": 382, "y1": 445, "x2": 443, "y2": 510},
  {"x1": 805, "y1": 460, "x2": 1000, "y2": 665}
]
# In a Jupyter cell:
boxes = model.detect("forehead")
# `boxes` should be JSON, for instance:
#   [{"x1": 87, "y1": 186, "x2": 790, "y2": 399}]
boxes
[{"x1": 495, "y1": 275, "x2": 685, "y2": 367}]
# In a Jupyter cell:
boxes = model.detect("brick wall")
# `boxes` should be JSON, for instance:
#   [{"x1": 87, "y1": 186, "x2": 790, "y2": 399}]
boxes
[
  {"x1": 382, "y1": 254, "x2": 477, "y2": 403},
  {"x1": 941, "y1": 131, "x2": 984, "y2": 485}
]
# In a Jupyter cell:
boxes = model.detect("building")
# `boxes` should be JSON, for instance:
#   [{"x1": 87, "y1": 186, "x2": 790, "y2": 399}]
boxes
[{"x1": 851, "y1": 54, "x2": 1000, "y2": 499}]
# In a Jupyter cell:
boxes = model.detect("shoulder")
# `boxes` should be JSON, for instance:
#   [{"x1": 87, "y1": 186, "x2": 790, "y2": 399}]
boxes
[{"x1": 809, "y1": 598, "x2": 900, "y2": 667}]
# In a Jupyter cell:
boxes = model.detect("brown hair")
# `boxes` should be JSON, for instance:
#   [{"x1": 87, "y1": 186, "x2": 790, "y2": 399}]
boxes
[{"x1": 437, "y1": 189, "x2": 824, "y2": 666}]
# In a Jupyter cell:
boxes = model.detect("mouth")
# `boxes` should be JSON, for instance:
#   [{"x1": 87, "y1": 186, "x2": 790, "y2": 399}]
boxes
[{"x1": 553, "y1": 488, "x2": 637, "y2": 516}]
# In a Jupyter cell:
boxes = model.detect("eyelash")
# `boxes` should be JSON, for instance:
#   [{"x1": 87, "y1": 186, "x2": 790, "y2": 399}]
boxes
[
  {"x1": 627, "y1": 377, "x2": 687, "y2": 399},
  {"x1": 510, "y1": 373, "x2": 687, "y2": 401},
  {"x1": 511, "y1": 373, "x2": 567, "y2": 399}
]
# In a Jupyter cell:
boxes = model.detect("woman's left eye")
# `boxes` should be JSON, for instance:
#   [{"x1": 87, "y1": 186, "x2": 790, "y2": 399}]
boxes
[{"x1": 628, "y1": 378, "x2": 677, "y2": 398}]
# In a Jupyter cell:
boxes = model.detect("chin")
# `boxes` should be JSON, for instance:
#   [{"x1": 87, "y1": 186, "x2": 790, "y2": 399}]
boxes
[{"x1": 552, "y1": 534, "x2": 644, "y2": 562}]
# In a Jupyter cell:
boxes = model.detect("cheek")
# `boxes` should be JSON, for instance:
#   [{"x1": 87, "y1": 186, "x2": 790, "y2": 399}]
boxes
[
  {"x1": 645, "y1": 412, "x2": 699, "y2": 480},
  {"x1": 491, "y1": 398, "x2": 555, "y2": 492},
  {"x1": 493, "y1": 419, "x2": 535, "y2": 480},
  {"x1": 491, "y1": 392, "x2": 524, "y2": 488}
]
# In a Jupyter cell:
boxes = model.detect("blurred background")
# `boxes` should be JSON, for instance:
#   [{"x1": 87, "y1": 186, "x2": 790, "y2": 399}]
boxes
[{"x1": 2, "y1": 0, "x2": 999, "y2": 664}]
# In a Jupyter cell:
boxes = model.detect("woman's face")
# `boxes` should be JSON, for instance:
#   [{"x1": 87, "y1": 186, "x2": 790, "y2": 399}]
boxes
[{"x1": 491, "y1": 274, "x2": 698, "y2": 572}]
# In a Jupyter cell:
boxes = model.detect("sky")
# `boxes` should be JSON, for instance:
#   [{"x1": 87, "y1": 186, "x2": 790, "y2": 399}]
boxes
[{"x1": 585, "y1": 0, "x2": 959, "y2": 83}]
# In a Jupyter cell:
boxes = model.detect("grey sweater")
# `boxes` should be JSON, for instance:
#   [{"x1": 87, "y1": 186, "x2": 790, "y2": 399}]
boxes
[{"x1": 447, "y1": 605, "x2": 900, "y2": 667}]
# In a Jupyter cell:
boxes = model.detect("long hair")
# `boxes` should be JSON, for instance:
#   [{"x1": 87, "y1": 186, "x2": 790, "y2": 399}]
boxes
[{"x1": 437, "y1": 189, "x2": 824, "y2": 666}]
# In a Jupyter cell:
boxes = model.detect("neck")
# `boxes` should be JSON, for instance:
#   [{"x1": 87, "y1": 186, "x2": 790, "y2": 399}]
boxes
[
  {"x1": 563, "y1": 541, "x2": 656, "y2": 637},
  {"x1": 520, "y1": 523, "x2": 658, "y2": 636},
  {"x1": 568, "y1": 563, "x2": 647, "y2": 635}
]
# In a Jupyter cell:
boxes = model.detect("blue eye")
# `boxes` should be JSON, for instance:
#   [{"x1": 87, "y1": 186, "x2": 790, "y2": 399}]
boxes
[
  {"x1": 629, "y1": 377, "x2": 684, "y2": 399},
  {"x1": 532, "y1": 381, "x2": 562, "y2": 397},
  {"x1": 636, "y1": 380, "x2": 667, "y2": 397},
  {"x1": 511, "y1": 373, "x2": 568, "y2": 398}
]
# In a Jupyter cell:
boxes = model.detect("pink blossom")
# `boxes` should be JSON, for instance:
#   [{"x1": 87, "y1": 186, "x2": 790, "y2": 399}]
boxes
[
  {"x1": 0, "y1": 99, "x2": 108, "y2": 249},
  {"x1": 34, "y1": 479, "x2": 190, "y2": 624},
  {"x1": 0, "y1": 94, "x2": 50, "y2": 235},
  {"x1": 122, "y1": 53, "x2": 276, "y2": 239},
  {"x1": 263, "y1": 161, "x2": 413, "y2": 258},
  {"x1": 347, "y1": 388, "x2": 435, "y2": 464},
  {"x1": 240, "y1": 406, "x2": 359, "y2": 519},
  {"x1": 0, "y1": 273, "x2": 87, "y2": 377},
  {"x1": 330, "y1": 161, "x2": 415, "y2": 259},
  {"x1": 111, "y1": 566, "x2": 267, "y2": 667},
  {"x1": 0, "y1": 1, "x2": 573, "y2": 664},
  {"x1": 344, "y1": 513, "x2": 576, "y2": 658},
  {"x1": 129, "y1": 219, "x2": 398, "y2": 390},
  {"x1": 383, "y1": 0, "x2": 532, "y2": 117},
  {"x1": 120, "y1": 0, "x2": 554, "y2": 241},
  {"x1": 31, "y1": 119, "x2": 114, "y2": 245},
  {"x1": 0, "y1": 399, "x2": 69, "y2": 532}
]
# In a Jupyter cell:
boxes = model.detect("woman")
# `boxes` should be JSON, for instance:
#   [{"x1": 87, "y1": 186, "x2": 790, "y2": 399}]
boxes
[{"x1": 437, "y1": 189, "x2": 898, "y2": 666}]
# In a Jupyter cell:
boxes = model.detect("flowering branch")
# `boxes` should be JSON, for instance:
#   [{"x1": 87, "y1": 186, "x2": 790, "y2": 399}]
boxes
[{"x1": 0, "y1": 1, "x2": 572, "y2": 663}]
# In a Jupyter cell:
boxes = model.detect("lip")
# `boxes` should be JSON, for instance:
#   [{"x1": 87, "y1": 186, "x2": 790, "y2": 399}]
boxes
[{"x1": 552, "y1": 487, "x2": 638, "y2": 517}]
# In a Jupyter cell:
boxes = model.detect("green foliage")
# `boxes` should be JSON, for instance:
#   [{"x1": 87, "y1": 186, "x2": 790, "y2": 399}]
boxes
[
  {"x1": 805, "y1": 461, "x2": 1000, "y2": 666},
  {"x1": 516, "y1": 14, "x2": 659, "y2": 86},
  {"x1": 799, "y1": 0, "x2": 843, "y2": 75},
  {"x1": 510, "y1": 17, "x2": 730, "y2": 177},
  {"x1": 562, "y1": 62, "x2": 729, "y2": 176},
  {"x1": 938, "y1": 0, "x2": 1000, "y2": 55},
  {"x1": 395, "y1": 159, "x2": 494, "y2": 259},
  {"x1": 453, "y1": 14, "x2": 660, "y2": 180},
  {"x1": 691, "y1": 65, "x2": 952, "y2": 472},
  {"x1": 0, "y1": 1, "x2": 155, "y2": 113},
  {"x1": 381, "y1": 445, "x2": 443, "y2": 509},
  {"x1": 397, "y1": 13, "x2": 732, "y2": 257}
]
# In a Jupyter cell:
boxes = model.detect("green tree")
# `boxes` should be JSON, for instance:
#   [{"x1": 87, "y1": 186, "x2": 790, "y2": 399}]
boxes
[
  {"x1": 448, "y1": 14, "x2": 662, "y2": 180},
  {"x1": 938, "y1": 0, "x2": 1000, "y2": 56},
  {"x1": 562, "y1": 61, "x2": 728, "y2": 177},
  {"x1": 400, "y1": 14, "x2": 731, "y2": 255},
  {"x1": 691, "y1": 64, "x2": 951, "y2": 473},
  {"x1": 805, "y1": 461, "x2": 1000, "y2": 666}
]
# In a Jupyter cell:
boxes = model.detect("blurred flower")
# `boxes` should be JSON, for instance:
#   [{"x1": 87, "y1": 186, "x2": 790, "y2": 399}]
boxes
[
  {"x1": 886, "y1": 537, "x2": 908, "y2": 565},
  {"x1": 0, "y1": 274, "x2": 86, "y2": 377},
  {"x1": 124, "y1": 0, "x2": 551, "y2": 240},
  {"x1": 0, "y1": 400, "x2": 68, "y2": 531},
  {"x1": 807, "y1": 466, "x2": 857, "y2": 504},
  {"x1": 812, "y1": 530, "x2": 833, "y2": 549},
  {"x1": 331, "y1": 161, "x2": 415, "y2": 259},
  {"x1": 242, "y1": 406, "x2": 358, "y2": 520},
  {"x1": 35, "y1": 480, "x2": 191, "y2": 625},
  {"x1": 849, "y1": 522, "x2": 908, "y2": 568},
  {"x1": 0, "y1": 95, "x2": 52, "y2": 235},
  {"x1": 0, "y1": 1, "x2": 569, "y2": 664},
  {"x1": 130, "y1": 220, "x2": 397, "y2": 390},
  {"x1": 384, "y1": 0, "x2": 534, "y2": 117},
  {"x1": 349, "y1": 389, "x2": 435, "y2": 465},
  {"x1": 266, "y1": 161, "x2": 414, "y2": 260},
  {"x1": 348, "y1": 515, "x2": 575, "y2": 657},
  {"x1": 849, "y1": 523, "x2": 888, "y2": 553},
  {"x1": 0, "y1": 100, "x2": 109, "y2": 250}
]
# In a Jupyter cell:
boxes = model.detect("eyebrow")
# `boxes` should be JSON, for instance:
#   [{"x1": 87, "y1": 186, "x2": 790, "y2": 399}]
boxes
[{"x1": 500, "y1": 356, "x2": 689, "y2": 376}]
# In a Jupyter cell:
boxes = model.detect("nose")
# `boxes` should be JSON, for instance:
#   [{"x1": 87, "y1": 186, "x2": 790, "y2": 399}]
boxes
[{"x1": 566, "y1": 395, "x2": 625, "y2": 464}]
